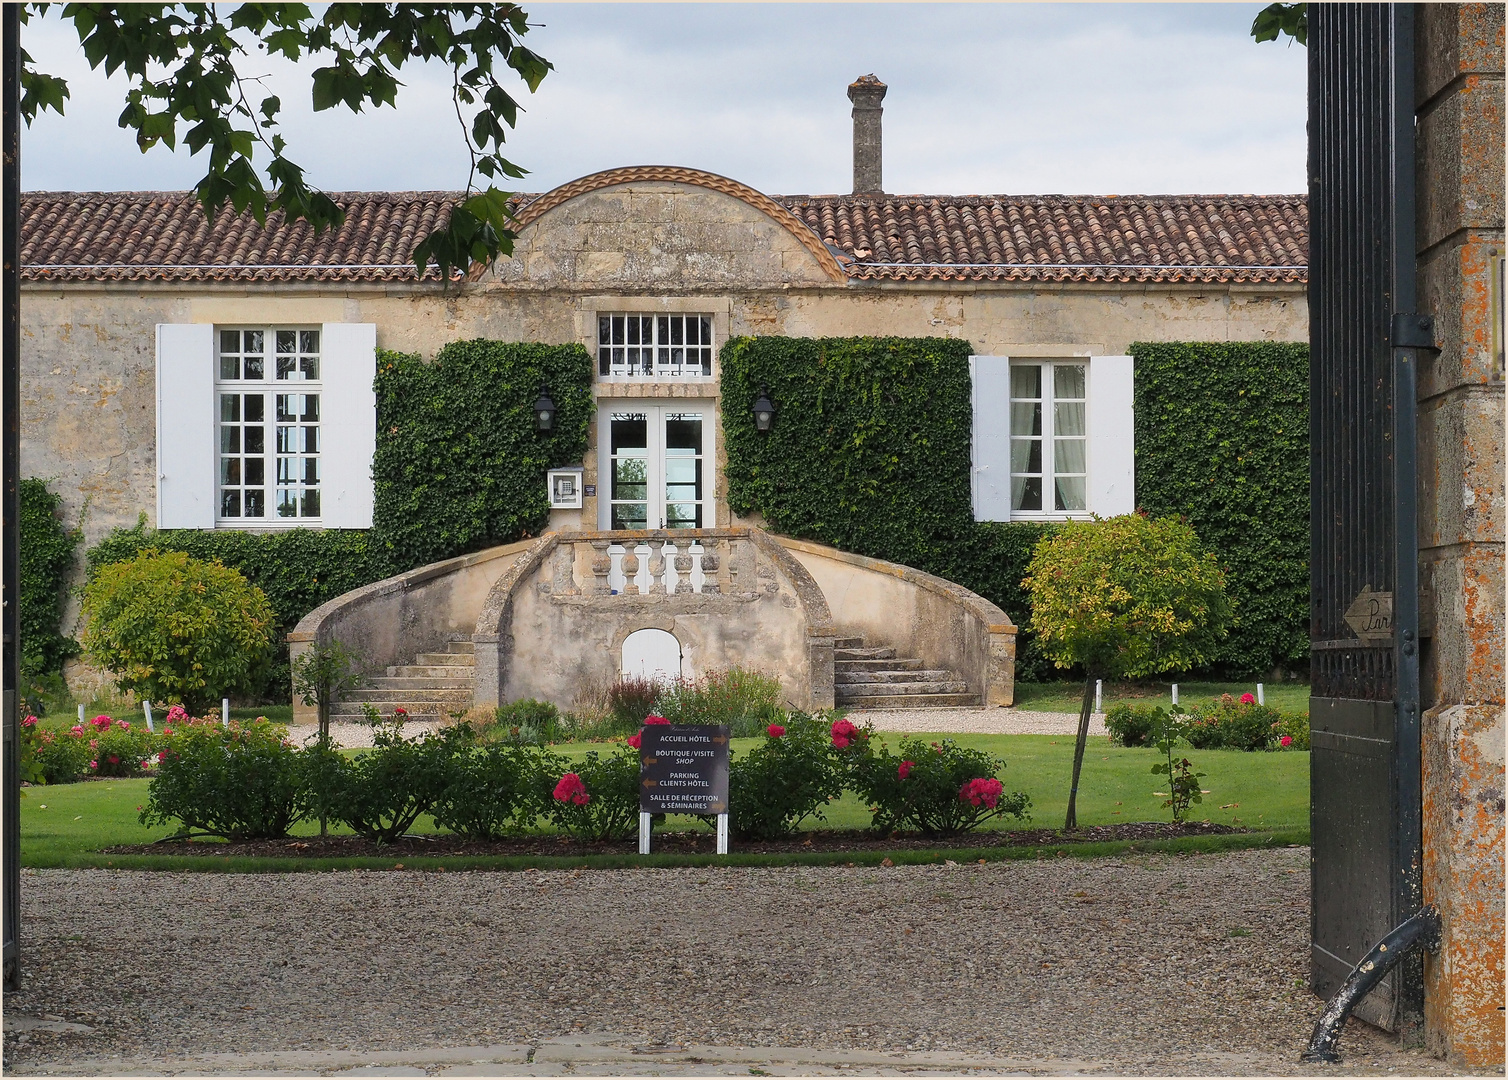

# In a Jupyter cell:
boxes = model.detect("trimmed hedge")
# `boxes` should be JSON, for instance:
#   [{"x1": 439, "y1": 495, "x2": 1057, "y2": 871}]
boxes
[{"x1": 1130, "y1": 341, "x2": 1309, "y2": 675}]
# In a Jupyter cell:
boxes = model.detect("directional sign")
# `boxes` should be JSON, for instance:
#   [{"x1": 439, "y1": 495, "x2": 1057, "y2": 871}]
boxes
[
  {"x1": 639, "y1": 724, "x2": 730, "y2": 815},
  {"x1": 1344, "y1": 585, "x2": 1394, "y2": 645}
]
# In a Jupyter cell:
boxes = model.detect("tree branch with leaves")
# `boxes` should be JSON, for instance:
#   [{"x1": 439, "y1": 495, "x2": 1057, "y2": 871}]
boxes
[{"x1": 18, "y1": 2, "x2": 553, "y2": 281}]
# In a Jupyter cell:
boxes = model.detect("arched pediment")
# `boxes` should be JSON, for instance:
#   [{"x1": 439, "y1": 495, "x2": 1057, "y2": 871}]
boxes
[{"x1": 497, "y1": 166, "x2": 848, "y2": 288}]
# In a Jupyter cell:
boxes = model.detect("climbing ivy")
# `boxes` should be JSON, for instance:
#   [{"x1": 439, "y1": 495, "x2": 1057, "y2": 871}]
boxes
[
  {"x1": 1130, "y1": 340, "x2": 1310, "y2": 676},
  {"x1": 18, "y1": 477, "x2": 81, "y2": 676},
  {"x1": 371, "y1": 339, "x2": 593, "y2": 573}
]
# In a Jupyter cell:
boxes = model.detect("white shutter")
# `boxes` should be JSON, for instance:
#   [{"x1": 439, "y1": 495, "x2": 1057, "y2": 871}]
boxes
[
  {"x1": 1087, "y1": 354, "x2": 1136, "y2": 517},
  {"x1": 155, "y1": 323, "x2": 216, "y2": 528},
  {"x1": 970, "y1": 355, "x2": 1013, "y2": 522},
  {"x1": 318, "y1": 322, "x2": 377, "y2": 528}
]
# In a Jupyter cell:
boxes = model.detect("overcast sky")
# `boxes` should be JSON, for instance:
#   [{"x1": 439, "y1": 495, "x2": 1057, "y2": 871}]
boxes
[{"x1": 21, "y1": 3, "x2": 1308, "y2": 198}]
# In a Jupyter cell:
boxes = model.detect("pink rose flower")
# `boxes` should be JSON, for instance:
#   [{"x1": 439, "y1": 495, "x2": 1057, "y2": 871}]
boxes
[
  {"x1": 165, "y1": 705, "x2": 188, "y2": 724},
  {"x1": 88, "y1": 739, "x2": 98, "y2": 749},
  {"x1": 108, "y1": 756, "x2": 119, "y2": 765},
  {"x1": 627, "y1": 733, "x2": 642, "y2": 749},
  {"x1": 116, "y1": 719, "x2": 130, "y2": 730},
  {"x1": 91, "y1": 715, "x2": 112, "y2": 730},
  {"x1": 766, "y1": 724, "x2": 786, "y2": 739},
  {"x1": 898, "y1": 760, "x2": 914, "y2": 780},
  {"x1": 1280, "y1": 735, "x2": 1294, "y2": 747},
  {"x1": 960, "y1": 777, "x2": 1004, "y2": 809},
  {"x1": 69, "y1": 725, "x2": 84, "y2": 736},
  {"x1": 394, "y1": 707, "x2": 408, "y2": 717},
  {"x1": 644, "y1": 714, "x2": 670, "y2": 726},
  {"x1": 1240, "y1": 692, "x2": 1256, "y2": 705},
  {"x1": 553, "y1": 773, "x2": 588, "y2": 805},
  {"x1": 157, "y1": 750, "x2": 167, "y2": 762},
  {"x1": 21, "y1": 715, "x2": 36, "y2": 728},
  {"x1": 88, "y1": 760, "x2": 97, "y2": 770}
]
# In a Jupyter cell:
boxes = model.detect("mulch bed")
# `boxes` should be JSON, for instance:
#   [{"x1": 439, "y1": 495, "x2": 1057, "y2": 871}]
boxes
[{"x1": 104, "y1": 820, "x2": 1246, "y2": 859}]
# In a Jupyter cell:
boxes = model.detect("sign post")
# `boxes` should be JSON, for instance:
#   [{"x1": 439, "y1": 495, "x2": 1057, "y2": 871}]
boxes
[{"x1": 638, "y1": 724, "x2": 730, "y2": 855}]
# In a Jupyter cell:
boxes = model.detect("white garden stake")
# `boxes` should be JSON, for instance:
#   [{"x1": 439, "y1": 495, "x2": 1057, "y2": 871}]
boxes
[
  {"x1": 1171, "y1": 683, "x2": 1179, "y2": 706},
  {"x1": 1257, "y1": 684, "x2": 1265, "y2": 706},
  {"x1": 77, "y1": 703, "x2": 85, "y2": 724},
  {"x1": 222, "y1": 697, "x2": 231, "y2": 727},
  {"x1": 1094, "y1": 679, "x2": 1103, "y2": 714},
  {"x1": 142, "y1": 700, "x2": 154, "y2": 732},
  {"x1": 639, "y1": 812, "x2": 652, "y2": 855}
]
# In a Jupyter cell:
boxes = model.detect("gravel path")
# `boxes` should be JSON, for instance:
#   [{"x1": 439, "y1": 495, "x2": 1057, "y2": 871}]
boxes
[
  {"x1": 2, "y1": 851, "x2": 1469, "y2": 1076},
  {"x1": 287, "y1": 709, "x2": 1101, "y2": 748}
]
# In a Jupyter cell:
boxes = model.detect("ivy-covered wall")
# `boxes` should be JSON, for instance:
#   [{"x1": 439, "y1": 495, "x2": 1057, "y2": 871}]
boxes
[
  {"x1": 19, "y1": 478, "x2": 81, "y2": 678},
  {"x1": 81, "y1": 339, "x2": 594, "y2": 701},
  {"x1": 723, "y1": 335, "x2": 1310, "y2": 681},
  {"x1": 1130, "y1": 340, "x2": 1310, "y2": 676}
]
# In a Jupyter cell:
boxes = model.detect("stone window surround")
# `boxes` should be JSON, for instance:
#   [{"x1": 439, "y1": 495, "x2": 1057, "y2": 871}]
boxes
[{"x1": 576, "y1": 297, "x2": 732, "y2": 530}]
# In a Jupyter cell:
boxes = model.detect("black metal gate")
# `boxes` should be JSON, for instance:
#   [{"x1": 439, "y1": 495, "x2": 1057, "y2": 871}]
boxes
[{"x1": 1307, "y1": 3, "x2": 1424, "y2": 1037}]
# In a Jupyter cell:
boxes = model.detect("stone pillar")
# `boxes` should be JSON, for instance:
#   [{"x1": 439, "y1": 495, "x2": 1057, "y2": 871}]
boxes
[
  {"x1": 1415, "y1": 4, "x2": 1505, "y2": 1067},
  {"x1": 848, "y1": 74, "x2": 886, "y2": 195}
]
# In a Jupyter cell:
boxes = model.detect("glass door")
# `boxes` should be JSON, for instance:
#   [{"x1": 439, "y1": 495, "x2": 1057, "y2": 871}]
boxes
[{"x1": 601, "y1": 402, "x2": 712, "y2": 530}]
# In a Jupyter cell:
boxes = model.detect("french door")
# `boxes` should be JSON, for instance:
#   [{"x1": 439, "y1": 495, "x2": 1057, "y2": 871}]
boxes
[{"x1": 599, "y1": 402, "x2": 714, "y2": 531}]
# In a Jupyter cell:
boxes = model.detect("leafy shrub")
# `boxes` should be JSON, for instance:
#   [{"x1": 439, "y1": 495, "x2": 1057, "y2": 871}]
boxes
[
  {"x1": 1184, "y1": 694, "x2": 1281, "y2": 752},
  {"x1": 848, "y1": 733, "x2": 1030, "y2": 837},
  {"x1": 1104, "y1": 703, "x2": 1159, "y2": 748},
  {"x1": 606, "y1": 676, "x2": 659, "y2": 734},
  {"x1": 32, "y1": 713, "x2": 162, "y2": 780},
  {"x1": 655, "y1": 668, "x2": 784, "y2": 737},
  {"x1": 485, "y1": 699, "x2": 566, "y2": 745},
  {"x1": 431, "y1": 740, "x2": 541, "y2": 839},
  {"x1": 1149, "y1": 707, "x2": 1205, "y2": 823},
  {"x1": 317, "y1": 720, "x2": 474, "y2": 842},
  {"x1": 1271, "y1": 711, "x2": 1310, "y2": 751},
  {"x1": 537, "y1": 746, "x2": 640, "y2": 841},
  {"x1": 141, "y1": 716, "x2": 311, "y2": 840},
  {"x1": 19, "y1": 478, "x2": 81, "y2": 681},
  {"x1": 17, "y1": 716, "x2": 49, "y2": 786},
  {"x1": 81, "y1": 549, "x2": 276, "y2": 713},
  {"x1": 1023, "y1": 515, "x2": 1233, "y2": 679},
  {"x1": 720, "y1": 713, "x2": 845, "y2": 840}
]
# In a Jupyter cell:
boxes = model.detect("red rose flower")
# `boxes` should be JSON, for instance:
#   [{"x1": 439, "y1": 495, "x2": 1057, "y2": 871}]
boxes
[
  {"x1": 553, "y1": 773, "x2": 589, "y2": 805},
  {"x1": 1240, "y1": 692, "x2": 1256, "y2": 705},
  {"x1": 627, "y1": 733, "x2": 642, "y2": 749},
  {"x1": 766, "y1": 724, "x2": 786, "y2": 739},
  {"x1": 898, "y1": 760, "x2": 914, "y2": 779},
  {"x1": 157, "y1": 750, "x2": 167, "y2": 762},
  {"x1": 108, "y1": 756, "x2": 119, "y2": 765},
  {"x1": 644, "y1": 714, "x2": 670, "y2": 726},
  {"x1": 1280, "y1": 735, "x2": 1294, "y2": 747},
  {"x1": 830, "y1": 718, "x2": 859, "y2": 748}
]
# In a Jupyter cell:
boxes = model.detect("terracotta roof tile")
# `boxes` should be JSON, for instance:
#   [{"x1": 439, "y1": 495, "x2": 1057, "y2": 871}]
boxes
[{"x1": 21, "y1": 189, "x2": 1308, "y2": 285}]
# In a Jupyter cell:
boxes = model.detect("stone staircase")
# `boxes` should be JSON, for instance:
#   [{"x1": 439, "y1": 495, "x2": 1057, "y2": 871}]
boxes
[
  {"x1": 332, "y1": 637, "x2": 476, "y2": 720},
  {"x1": 833, "y1": 635, "x2": 980, "y2": 709}
]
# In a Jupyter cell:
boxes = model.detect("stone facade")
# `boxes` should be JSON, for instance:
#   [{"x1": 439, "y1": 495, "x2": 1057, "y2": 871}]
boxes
[{"x1": 1414, "y1": 3, "x2": 1506, "y2": 1066}]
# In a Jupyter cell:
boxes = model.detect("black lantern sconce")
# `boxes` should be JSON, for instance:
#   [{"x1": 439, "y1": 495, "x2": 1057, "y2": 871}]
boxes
[
  {"x1": 752, "y1": 388, "x2": 776, "y2": 433},
  {"x1": 534, "y1": 386, "x2": 557, "y2": 433}
]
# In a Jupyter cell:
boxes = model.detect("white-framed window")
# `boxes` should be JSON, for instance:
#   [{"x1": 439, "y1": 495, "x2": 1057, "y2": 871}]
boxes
[
  {"x1": 597, "y1": 313, "x2": 714, "y2": 379},
  {"x1": 215, "y1": 327, "x2": 322, "y2": 521},
  {"x1": 970, "y1": 354, "x2": 1135, "y2": 522},
  {"x1": 156, "y1": 322, "x2": 376, "y2": 530}
]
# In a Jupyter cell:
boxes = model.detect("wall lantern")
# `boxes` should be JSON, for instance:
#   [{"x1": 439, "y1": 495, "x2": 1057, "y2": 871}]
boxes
[
  {"x1": 752, "y1": 389, "x2": 776, "y2": 433},
  {"x1": 534, "y1": 386, "x2": 557, "y2": 433}
]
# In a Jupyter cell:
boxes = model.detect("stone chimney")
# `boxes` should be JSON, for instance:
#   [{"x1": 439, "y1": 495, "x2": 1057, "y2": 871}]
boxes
[{"x1": 847, "y1": 74, "x2": 887, "y2": 195}]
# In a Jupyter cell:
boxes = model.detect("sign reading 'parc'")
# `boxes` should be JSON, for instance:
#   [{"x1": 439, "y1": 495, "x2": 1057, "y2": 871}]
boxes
[{"x1": 639, "y1": 725, "x2": 730, "y2": 815}]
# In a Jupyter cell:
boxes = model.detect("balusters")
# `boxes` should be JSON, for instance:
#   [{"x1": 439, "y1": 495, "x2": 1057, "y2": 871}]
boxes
[
  {"x1": 615, "y1": 545, "x2": 634, "y2": 594},
  {"x1": 590, "y1": 540, "x2": 613, "y2": 595},
  {"x1": 680, "y1": 546, "x2": 699, "y2": 594},
  {"x1": 648, "y1": 543, "x2": 668, "y2": 595},
  {"x1": 632, "y1": 543, "x2": 653, "y2": 594}
]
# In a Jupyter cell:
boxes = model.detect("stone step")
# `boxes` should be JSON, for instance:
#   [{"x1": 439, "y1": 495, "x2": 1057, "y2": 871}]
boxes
[
  {"x1": 387, "y1": 665, "x2": 478, "y2": 679},
  {"x1": 414, "y1": 652, "x2": 476, "y2": 667},
  {"x1": 835, "y1": 669, "x2": 957, "y2": 685},
  {"x1": 363, "y1": 677, "x2": 475, "y2": 691},
  {"x1": 341, "y1": 688, "x2": 474, "y2": 704},
  {"x1": 837, "y1": 692, "x2": 982, "y2": 709},
  {"x1": 835, "y1": 657, "x2": 922, "y2": 673},
  {"x1": 834, "y1": 646, "x2": 897, "y2": 661},
  {"x1": 831, "y1": 636, "x2": 865, "y2": 649},
  {"x1": 837, "y1": 680, "x2": 969, "y2": 699},
  {"x1": 443, "y1": 639, "x2": 475, "y2": 654},
  {"x1": 329, "y1": 701, "x2": 454, "y2": 718}
]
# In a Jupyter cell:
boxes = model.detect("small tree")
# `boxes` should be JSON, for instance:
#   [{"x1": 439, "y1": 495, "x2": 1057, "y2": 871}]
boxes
[
  {"x1": 1022, "y1": 514, "x2": 1232, "y2": 828},
  {"x1": 81, "y1": 549, "x2": 275, "y2": 714},
  {"x1": 291, "y1": 640, "x2": 361, "y2": 837}
]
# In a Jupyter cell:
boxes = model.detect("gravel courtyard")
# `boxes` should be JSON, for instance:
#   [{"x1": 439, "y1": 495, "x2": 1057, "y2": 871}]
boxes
[{"x1": 2, "y1": 849, "x2": 1469, "y2": 1076}]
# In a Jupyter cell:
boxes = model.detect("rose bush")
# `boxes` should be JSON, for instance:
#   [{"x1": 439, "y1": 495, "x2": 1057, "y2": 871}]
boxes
[
  {"x1": 718, "y1": 711, "x2": 845, "y2": 840},
  {"x1": 537, "y1": 746, "x2": 639, "y2": 841},
  {"x1": 314, "y1": 720, "x2": 474, "y2": 842},
  {"x1": 848, "y1": 735, "x2": 1030, "y2": 836},
  {"x1": 1184, "y1": 695, "x2": 1281, "y2": 752},
  {"x1": 430, "y1": 737, "x2": 542, "y2": 839}
]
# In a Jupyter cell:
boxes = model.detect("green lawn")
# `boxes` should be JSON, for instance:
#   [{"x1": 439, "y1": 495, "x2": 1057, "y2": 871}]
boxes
[
  {"x1": 32, "y1": 703, "x2": 294, "y2": 732},
  {"x1": 21, "y1": 732, "x2": 1309, "y2": 868},
  {"x1": 1014, "y1": 680, "x2": 1311, "y2": 715}
]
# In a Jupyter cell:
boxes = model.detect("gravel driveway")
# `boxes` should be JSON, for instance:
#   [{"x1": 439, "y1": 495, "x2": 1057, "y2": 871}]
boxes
[{"x1": 2, "y1": 850, "x2": 1469, "y2": 1076}]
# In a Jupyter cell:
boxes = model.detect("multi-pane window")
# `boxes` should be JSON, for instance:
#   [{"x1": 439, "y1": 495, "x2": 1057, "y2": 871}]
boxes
[
  {"x1": 1009, "y1": 361, "x2": 1087, "y2": 514},
  {"x1": 598, "y1": 314, "x2": 713, "y2": 378},
  {"x1": 216, "y1": 328, "x2": 321, "y2": 521}
]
